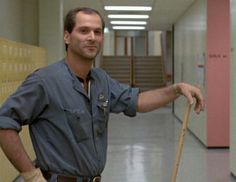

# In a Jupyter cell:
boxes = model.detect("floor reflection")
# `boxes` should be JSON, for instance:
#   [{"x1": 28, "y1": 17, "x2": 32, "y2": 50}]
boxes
[{"x1": 102, "y1": 107, "x2": 236, "y2": 182}]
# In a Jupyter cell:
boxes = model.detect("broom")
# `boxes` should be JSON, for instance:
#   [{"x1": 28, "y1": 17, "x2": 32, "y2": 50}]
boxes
[{"x1": 170, "y1": 103, "x2": 192, "y2": 182}]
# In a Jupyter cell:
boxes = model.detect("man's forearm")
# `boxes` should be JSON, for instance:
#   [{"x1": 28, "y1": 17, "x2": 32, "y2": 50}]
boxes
[
  {"x1": 0, "y1": 129, "x2": 35, "y2": 173},
  {"x1": 137, "y1": 84, "x2": 178, "y2": 113}
]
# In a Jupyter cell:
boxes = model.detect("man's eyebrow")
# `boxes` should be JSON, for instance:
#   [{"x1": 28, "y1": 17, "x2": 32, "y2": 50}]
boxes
[{"x1": 77, "y1": 26, "x2": 102, "y2": 30}]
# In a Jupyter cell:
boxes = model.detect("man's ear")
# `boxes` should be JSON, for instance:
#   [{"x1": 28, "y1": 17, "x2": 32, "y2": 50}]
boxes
[{"x1": 64, "y1": 31, "x2": 71, "y2": 45}]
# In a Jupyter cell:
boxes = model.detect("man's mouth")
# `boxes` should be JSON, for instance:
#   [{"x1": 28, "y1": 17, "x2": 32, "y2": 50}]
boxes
[{"x1": 85, "y1": 45, "x2": 97, "y2": 49}]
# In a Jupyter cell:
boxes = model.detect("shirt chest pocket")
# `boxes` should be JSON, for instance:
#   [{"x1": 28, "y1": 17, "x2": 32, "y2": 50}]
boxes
[
  {"x1": 95, "y1": 101, "x2": 109, "y2": 136},
  {"x1": 63, "y1": 108, "x2": 90, "y2": 143}
]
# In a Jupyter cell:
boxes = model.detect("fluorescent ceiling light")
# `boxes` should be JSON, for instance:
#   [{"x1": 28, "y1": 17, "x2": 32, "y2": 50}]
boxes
[
  {"x1": 112, "y1": 26, "x2": 146, "y2": 30},
  {"x1": 108, "y1": 14, "x2": 149, "y2": 19},
  {"x1": 111, "y1": 21, "x2": 147, "y2": 25},
  {"x1": 104, "y1": 6, "x2": 152, "y2": 11}
]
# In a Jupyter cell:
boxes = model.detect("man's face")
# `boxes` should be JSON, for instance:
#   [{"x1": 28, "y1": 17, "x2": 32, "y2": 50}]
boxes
[{"x1": 64, "y1": 11, "x2": 104, "y2": 60}]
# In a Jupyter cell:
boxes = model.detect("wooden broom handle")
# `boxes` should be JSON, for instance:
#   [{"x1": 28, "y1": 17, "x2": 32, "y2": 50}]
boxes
[{"x1": 170, "y1": 103, "x2": 192, "y2": 182}]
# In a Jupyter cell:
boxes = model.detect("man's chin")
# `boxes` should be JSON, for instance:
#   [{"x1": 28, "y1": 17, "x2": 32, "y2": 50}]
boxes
[
  {"x1": 83, "y1": 53, "x2": 98, "y2": 60},
  {"x1": 85, "y1": 52, "x2": 98, "y2": 59}
]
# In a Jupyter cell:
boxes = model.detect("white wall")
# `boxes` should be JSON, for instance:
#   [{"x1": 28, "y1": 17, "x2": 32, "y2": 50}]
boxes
[
  {"x1": 22, "y1": 0, "x2": 39, "y2": 45},
  {"x1": 116, "y1": 37, "x2": 125, "y2": 56},
  {"x1": 0, "y1": 0, "x2": 39, "y2": 45},
  {"x1": 148, "y1": 31, "x2": 162, "y2": 56},
  {"x1": 174, "y1": 0, "x2": 207, "y2": 144},
  {"x1": 103, "y1": 30, "x2": 115, "y2": 56},
  {"x1": 230, "y1": 0, "x2": 236, "y2": 177},
  {"x1": 134, "y1": 36, "x2": 146, "y2": 56},
  {"x1": 39, "y1": 0, "x2": 64, "y2": 63},
  {"x1": 0, "y1": 0, "x2": 23, "y2": 42}
]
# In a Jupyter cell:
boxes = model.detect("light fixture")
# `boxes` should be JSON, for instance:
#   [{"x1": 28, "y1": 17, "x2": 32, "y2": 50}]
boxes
[
  {"x1": 110, "y1": 21, "x2": 147, "y2": 25},
  {"x1": 112, "y1": 26, "x2": 146, "y2": 30},
  {"x1": 104, "y1": 6, "x2": 152, "y2": 11},
  {"x1": 108, "y1": 14, "x2": 149, "y2": 19}
]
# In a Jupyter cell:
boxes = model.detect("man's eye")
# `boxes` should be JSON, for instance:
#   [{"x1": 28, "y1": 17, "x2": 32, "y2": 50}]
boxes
[
  {"x1": 94, "y1": 30, "x2": 102, "y2": 35},
  {"x1": 79, "y1": 29, "x2": 89, "y2": 34}
]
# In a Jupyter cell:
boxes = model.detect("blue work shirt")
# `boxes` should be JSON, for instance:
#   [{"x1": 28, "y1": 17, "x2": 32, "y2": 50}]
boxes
[{"x1": 0, "y1": 59, "x2": 139, "y2": 177}]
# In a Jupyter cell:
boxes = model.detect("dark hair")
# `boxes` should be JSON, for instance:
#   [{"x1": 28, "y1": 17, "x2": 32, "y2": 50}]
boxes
[{"x1": 64, "y1": 7, "x2": 105, "y2": 51}]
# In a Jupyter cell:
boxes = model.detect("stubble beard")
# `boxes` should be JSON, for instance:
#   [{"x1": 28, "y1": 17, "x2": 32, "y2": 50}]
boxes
[{"x1": 81, "y1": 48, "x2": 99, "y2": 60}]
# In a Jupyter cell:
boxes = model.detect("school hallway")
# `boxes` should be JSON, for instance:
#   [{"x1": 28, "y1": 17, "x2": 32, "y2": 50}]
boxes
[{"x1": 102, "y1": 107, "x2": 236, "y2": 182}]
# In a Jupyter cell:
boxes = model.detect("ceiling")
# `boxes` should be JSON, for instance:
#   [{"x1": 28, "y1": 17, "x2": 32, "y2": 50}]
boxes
[{"x1": 63, "y1": 0, "x2": 196, "y2": 31}]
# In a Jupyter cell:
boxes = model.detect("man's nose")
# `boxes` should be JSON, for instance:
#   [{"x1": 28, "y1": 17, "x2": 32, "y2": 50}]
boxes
[{"x1": 88, "y1": 31, "x2": 95, "y2": 40}]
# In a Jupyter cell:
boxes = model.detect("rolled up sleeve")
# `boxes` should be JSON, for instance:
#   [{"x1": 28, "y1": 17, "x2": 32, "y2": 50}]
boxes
[
  {"x1": 108, "y1": 77, "x2": 140, "y2": 117},
  {"x1": 0, "y1": 116, "x2": 22, "y2": 131},
  {"x1": 0, "y1": 73, "x2": 49, "y2": 132}
]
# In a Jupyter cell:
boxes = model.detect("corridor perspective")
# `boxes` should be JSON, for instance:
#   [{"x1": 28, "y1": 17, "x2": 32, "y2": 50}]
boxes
[{"x1": 1, "y1": 0, "x2": 236, "y2": 181}]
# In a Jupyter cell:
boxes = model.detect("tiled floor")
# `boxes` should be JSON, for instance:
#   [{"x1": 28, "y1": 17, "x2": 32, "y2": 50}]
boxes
[{"x1": 102, "y1": 107, "x2": 236, "y2": 182}]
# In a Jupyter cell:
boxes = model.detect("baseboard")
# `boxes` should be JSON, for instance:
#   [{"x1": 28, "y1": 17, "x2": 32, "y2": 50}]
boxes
[{"x1": 172, "y1": 113, "x2": 229, "y2": 149}]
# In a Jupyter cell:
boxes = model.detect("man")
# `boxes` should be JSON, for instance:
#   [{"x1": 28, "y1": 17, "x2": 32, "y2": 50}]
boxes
[{"x1": 0, "y1": 7, "x2": 204, "y2": 182}]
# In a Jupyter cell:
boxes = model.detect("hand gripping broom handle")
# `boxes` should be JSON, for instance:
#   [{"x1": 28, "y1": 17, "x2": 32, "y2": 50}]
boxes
[{"x1": 170, "y1": 103, "x2": 192, "y2": 182}]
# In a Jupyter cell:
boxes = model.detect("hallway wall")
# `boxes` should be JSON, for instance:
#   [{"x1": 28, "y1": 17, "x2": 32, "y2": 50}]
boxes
[
  {"x1": 174, "y1": 0, "x2": 207, "y2": 144},
  {"x1": 39, "y1": 0, "x2": 64, "y2": 63},
  {"x1": 0, "y1": 0, "x2": 24, "y2": 42},
  {"x1": 103, "y1": 30, "x2": 162, "y2": 57},
  {"x1": 22, "y1": 0, "x2": 39, "y2": 45},
  {"x1": 174, "y1": 0, "x2": 230, "y2": 148},
  {"x1": 206, "y1": 0, "x2": 230, "y2": 147},
  {"x1": 0, "y1": 0, "x2": 39, "y2": 45},
  {"x1": 0, "y1": 0, "x2": 65, "y2": 63},
  {"x1": 148, "y1": 31, "x2": 162, "y2": 56}
]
